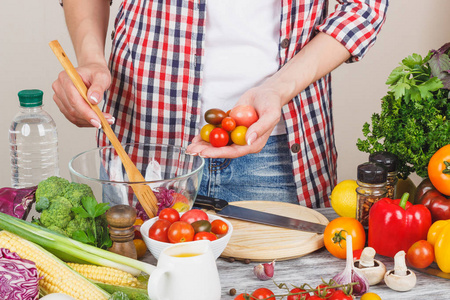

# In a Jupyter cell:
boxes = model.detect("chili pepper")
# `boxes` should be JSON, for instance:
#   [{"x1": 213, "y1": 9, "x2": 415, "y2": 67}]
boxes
[
  {"x1": 420, "y1": 189, "x2": 450, "y2": 222},
  {"x1": 368, "y1": 193, "x2": 432, "y2": 258}
]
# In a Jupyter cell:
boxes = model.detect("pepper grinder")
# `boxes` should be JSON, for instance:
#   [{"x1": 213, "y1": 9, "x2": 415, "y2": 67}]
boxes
[{"x1": 106, "y1": 205, "x2": 138, "y2": 259}]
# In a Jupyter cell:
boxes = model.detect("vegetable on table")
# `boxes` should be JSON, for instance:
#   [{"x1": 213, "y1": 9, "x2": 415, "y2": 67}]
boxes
[
  {"x1": 406, "y1": 240, "x2": 434, "y2": 269},
  {"x1": 323, "y1": 217, "x2": 366, "y2": 259},
  {"x1": 419, "y1": 189, "x2": 450, "y2": 222},
  {"x1": 0, "y1": 247, "x2": 40, "y2": 300},
  {"x1": 427, "y1": 219, "x2": 450, "y2": 272},
  {"x1": 428, "y1": 144, "x2": 450, "y2": 196},
  {"x1": 357, "y1": 42, "x2": 450, "y2": 179},
  {"x1": 0, "y1": 186, "x2": 36, "y2": 220},
  {"x1": 368, "y1": 193, "x2": 432, "y2": 258},
  {"x1": 384, "y1": 251, "x2": 416, "y2": 292},
  {"x1": 353, "y1": 247, "x2": 386, "y2": 286}
]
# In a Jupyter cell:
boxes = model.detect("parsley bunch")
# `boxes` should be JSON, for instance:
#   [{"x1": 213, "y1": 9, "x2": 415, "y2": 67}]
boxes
[{"x1": 357, "y1": 43, "x2": 450, "y2": 179}]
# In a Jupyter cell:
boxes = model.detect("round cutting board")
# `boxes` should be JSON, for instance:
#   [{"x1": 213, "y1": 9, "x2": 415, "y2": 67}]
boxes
[{"x1": 205, "y1": 201, "x2": 329, "y2": 262}]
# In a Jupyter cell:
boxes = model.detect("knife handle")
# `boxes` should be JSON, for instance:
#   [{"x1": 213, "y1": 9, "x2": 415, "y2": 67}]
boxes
[{"x1": 194, "y1": 195, "x2": 228, "y2": 211}]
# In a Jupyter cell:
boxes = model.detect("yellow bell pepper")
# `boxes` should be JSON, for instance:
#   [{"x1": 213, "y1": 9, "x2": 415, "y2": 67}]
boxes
[{"x1": 427, "y1": 219, "x2": 450, "y2": 272}]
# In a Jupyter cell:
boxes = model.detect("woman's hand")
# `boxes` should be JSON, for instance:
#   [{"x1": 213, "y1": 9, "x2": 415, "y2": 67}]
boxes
[
  {"x1": 187, "y1": 84, "x2": 283, "y2": 158},
  {"x1": 51, "y1": 62, "x2": 114, "y2": 128}
]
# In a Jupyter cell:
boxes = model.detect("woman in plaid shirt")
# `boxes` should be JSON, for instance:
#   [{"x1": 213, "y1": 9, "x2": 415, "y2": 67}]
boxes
[{"x1": 52, "y1": 0, "x2": 388, "y2": 208}]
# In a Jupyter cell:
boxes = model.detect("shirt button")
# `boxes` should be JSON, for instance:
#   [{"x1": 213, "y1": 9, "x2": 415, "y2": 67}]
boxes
[
  {"x1": 291, "y1": 143, "x2": 300, "y2": 153},
  {"x1": 111, "y1": 30, "x2": 115, "y2": 40},
  {"x1": 280, "y1": 38, "x2": 290, "y2": 49}
]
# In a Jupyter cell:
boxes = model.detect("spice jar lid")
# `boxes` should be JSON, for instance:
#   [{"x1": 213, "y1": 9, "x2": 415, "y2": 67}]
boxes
[
  {"x1": 357, "y1": 162, "x2": 387, "y2": 184},
  {"x1": 369, "y1": 152, "x2": 398, "y2": 172}
]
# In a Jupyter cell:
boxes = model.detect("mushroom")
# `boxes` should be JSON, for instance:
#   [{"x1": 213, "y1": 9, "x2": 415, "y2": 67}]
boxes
[
  {"x1": 384, "y1": 250, "x2": 417, "y2": 292},
  {"x1": 353, "y1": 247, "x2": 386, "y2": 285}
]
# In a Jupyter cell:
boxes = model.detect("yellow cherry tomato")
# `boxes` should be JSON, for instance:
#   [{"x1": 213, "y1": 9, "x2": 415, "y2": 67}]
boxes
[
  {"x1": 360, "y1": 292, "x2": 382, "y2": 300},
  {"x1": 172, "y1": 202, "x2": 190, "y2": 213},
  {"x1": 200, "y1": 124, "x2": 217, "y2": 143},
  {"x1": 230, "y1": 126, "x2": 247, "y2": 145}
]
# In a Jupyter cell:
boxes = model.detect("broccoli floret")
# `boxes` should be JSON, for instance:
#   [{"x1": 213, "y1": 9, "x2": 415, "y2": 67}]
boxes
[
  {"x1": 35, "y1": 197, "x2": 50, "y2": 212},
  {"x1": 40, "y1": 196, "x2": 73, "y2": 229},
  {"x1": 63, "y1": 182, "x2": 95, "y2": 208},
  {"x1": 66, "y1": 214, "x2": 92, "y2": 238},
  {"x1": 35, "y1": 176, "x2": 70, "y2": 206}
]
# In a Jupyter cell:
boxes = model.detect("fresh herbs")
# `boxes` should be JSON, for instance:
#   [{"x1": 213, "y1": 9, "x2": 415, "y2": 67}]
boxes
[{"x1": 357, "y1": 42, "x2": 450, "y2": 178}]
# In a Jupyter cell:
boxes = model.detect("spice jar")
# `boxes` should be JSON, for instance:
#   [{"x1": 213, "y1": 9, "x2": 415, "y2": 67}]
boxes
[
  {"x1": 369, "y1": 152, "x2": 398, "y2": 199},
  {"x1": 356, "y1": 162, "x2": 388, "y2": 228}
]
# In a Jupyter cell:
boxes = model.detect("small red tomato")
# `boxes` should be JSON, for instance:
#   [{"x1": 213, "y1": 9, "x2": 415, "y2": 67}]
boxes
[
  {"x1": 167, "y1": 221, "x2": 195, "y2": 243},
  {"x1": 158, "y1": 207, "x2": 180, "y2": 223},
  {"x1": 287, "y1": 288, "x2": 310, "y2": 300},
  {"x1": 309, "y1": 296, "x2": 323, "y2": 300},
  {"x1": 329, "y1": 290, "x2": 353, "y2": 300},
  {"x1": 221, "y1": 116, "x2": 237, "y2": 132},
  {"x1": 234, "y1": 293, "x2": 251, "y2": 300},
  {"x1": 406, "y1": 239, "x2": 435, "y2": 269},
  {"x1": 252, "y1": 288, "x2": 275, "y2": 300},
  {"x1": 209, "y1": 127, "x2": 229, "y2": 147},
  {"x1": 204, "y1": 108, "x2": 227, "y2": 125},
  {"x1": 193, "y1": 232, "x2": 217, "y2": 241},
  {"x1": 314, "y1": 284, "x2": 335, "y2": 298},
  {"x1": 148, "y1": 219, "x2": 171, "y2": 242},
  {"x1": 211, "y1": 219, "x2": 229, "y2": 235},
  {"x1": 229, "y1": 104, "x2": 259, "y2": 128},
  {"x1": 180, "y1": 209, "x2": 209, "y2": 224}
]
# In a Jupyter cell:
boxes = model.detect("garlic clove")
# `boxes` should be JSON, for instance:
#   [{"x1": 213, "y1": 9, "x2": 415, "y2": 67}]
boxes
[{"x1": 253, "y1": 260, "x2": 275, "y2": 281}]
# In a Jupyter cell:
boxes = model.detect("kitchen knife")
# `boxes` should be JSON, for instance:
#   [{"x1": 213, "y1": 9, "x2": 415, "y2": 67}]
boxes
[
  {"x1": 410, "y1": 263, "x2": 450, "y2": 280},
  {"x1": 194, "y1": 194, "x2": 326, "y2": 234}
]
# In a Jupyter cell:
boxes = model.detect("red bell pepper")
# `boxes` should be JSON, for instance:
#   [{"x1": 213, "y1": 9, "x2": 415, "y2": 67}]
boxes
[{"x1": 368, "y1": 193, "x2": 432, "y2": 258}]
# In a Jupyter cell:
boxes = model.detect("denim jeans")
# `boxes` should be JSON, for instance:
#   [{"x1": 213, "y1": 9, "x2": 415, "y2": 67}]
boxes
[{"x1": 198, "y1": 134, "x2": 298, "y2": 203}]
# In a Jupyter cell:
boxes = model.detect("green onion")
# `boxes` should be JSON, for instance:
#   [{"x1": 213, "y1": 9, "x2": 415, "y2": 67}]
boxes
[{"x1": 0, "y1": 211, "x2": 155, "y2": 276}]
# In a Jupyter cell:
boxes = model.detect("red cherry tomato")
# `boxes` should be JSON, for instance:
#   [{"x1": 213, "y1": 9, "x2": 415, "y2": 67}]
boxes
[
  {"x1": 329, "y1": 290, "x2": 353, "y2": 300},
  {"x1": 309, "y1": 296, "x2": 323, "y2": 300},
  {"x1": 180, "y1": 209, "x2": 209, "y2": 224},
  {"x1": 234, "y1": 293, "x2": 250, "y2": 300},
  {"x1": 193, "y1": 232, "x2": 217, "y2": 241},
  {"x1": 200, "y1": 124, "x2": 217, "y2": 143},
  {"x1": 205, "y1": 108, "x2": 227, "y2": 125},
  {"x1": 167, "y1": 221, "x2": 195, "y2": 243},
  {"x1": 230, "y1": 126, "x2": 247, "y2": 146},
  {"x1": 314, "y1": 284, "x2": 335, "y2": 298},
  {"x1": 229, "y1": 105, "x2": 259, "y2": 128},
  {"x1": 148, "y1": 219, "x2": 171, "y2": 242},
  {"x1": 287, "y1": 288, "x2": 310, "y2": 300},
  {"x1": 158, "y1": 207, "x2": 180, "y2": 223},
  {"x1": 252, "y1": 288, "x2": 275, "y2": 300},
  {"x1": 406, "y1": 239, "x2": 435, "y2": 269},
  {"x1": 211, "y1": 219, "x2": 229, "y2": 235},
  {"x1": 209, "y1": 127, "x2": 229, "y2": 147},
  {"x1": 221, "y1": 117, "x2": 237, "y2": 132}
]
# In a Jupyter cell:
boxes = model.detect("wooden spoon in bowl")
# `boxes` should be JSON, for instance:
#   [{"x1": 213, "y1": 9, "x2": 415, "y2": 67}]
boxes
[{"x1": 49, "y1": 40, "x2": 158, "y2": 218}]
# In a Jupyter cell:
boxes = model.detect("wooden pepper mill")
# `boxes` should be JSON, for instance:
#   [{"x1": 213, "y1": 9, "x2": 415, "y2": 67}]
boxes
[{"x1": 106, "y1": 204, "x2": 138, "y2": 259}]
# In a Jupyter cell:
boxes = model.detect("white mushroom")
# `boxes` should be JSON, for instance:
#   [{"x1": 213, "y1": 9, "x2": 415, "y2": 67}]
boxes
[
  {"x1": 384, "y1": 250, "x2": 416, "y2": 292},
  {"x1": 353, "y1": 247, "x2": 386, "y2": 285}
]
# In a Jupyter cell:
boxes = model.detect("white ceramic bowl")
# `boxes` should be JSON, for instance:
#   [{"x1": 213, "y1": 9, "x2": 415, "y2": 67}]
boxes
[{"x1": 141, "y1": 213, "x2": 233, "y2": 260}]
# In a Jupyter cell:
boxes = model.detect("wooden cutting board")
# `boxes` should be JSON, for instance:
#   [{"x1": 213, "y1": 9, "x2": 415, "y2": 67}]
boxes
[{"x1": 205, "y1": 201, "x2": 329, "y2": 262}]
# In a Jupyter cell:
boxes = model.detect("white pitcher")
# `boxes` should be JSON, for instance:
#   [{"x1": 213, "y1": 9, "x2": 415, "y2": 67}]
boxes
[{"x1": 147, "y1": 240, "x2": 221, "y2": 300}]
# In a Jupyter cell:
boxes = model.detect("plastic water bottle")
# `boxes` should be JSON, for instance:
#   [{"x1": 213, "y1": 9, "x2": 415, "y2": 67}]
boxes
[{"x1": 9, "y1": 89, "x2": 60, "y2": 188}]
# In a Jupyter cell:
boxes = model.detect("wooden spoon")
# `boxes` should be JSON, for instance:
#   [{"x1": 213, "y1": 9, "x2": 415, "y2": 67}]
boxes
[{"x1": 49, "y1": 40, "x2": 158, "y2": 218}]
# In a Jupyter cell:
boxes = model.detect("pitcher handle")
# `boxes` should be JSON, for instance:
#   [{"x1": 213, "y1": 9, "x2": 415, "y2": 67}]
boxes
[{"x1": 147, "y1": 265, "x2": 173, "y2": 300}]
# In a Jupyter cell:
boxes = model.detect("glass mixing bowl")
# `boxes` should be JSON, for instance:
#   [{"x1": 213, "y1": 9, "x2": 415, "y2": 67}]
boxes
[{"x1": 69, "y1": 143, "x2": 205, "y2": 215}]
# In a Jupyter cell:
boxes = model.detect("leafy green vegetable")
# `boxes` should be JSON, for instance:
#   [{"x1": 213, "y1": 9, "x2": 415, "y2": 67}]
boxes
[{"x1": 357, "y1": 42, "x2": 450, "y2": 178}]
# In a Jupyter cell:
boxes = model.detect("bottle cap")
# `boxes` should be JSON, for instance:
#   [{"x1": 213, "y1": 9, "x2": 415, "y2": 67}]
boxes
[
  {"x1": 357, "y1": 162, "x2": 387, "y2": 184},
  {"x1": 369, "y1": 152, "x2": 398, "y2": 172},
  {"x1": 18, "y1": 89, "x2": 43, "y2": 107}
]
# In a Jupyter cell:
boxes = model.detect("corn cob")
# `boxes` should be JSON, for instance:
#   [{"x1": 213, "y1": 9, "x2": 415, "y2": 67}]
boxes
[
  {"x1": 0, "y1": 231, "x2": 109, "y2": 300},
  {"x1": 67, "y1": 262, "x2": 141, "y2": 288}
]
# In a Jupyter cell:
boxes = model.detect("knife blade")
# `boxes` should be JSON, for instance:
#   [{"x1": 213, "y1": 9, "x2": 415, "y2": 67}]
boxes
[
  {"x1": 410, "y1": 263, "x2": 450, "y2": 280},
  {"x1": 194, "y1": 194, "x2": 326, "y2": 234}
]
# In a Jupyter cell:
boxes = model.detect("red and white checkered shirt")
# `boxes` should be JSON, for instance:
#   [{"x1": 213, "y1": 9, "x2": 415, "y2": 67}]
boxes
[{"x1": 99, "y1": 0, "x2": 388, "y2": 208}]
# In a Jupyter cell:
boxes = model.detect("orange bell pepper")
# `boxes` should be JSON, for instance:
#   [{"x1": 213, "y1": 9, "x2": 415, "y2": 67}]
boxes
[{"x1": 427, "y1": 219, "x2": 450, "y2": 272}]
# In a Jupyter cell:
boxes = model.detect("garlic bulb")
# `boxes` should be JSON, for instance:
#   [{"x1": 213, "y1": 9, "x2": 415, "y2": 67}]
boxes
[
  {"x1": 332, "y1": 235, "x2": 369, "y2": 296},
  {"x1": 253, "y1": 260, "x2": 275, "y2": 280}
]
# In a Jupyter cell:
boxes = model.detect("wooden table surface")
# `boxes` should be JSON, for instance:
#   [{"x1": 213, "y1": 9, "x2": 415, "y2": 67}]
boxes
[{"x1": 144, "y1": 207, "x2": 450, "y2": 299}]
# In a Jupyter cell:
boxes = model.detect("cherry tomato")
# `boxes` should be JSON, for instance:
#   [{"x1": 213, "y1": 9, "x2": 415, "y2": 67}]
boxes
[
  {"x1": 428, "y1": 144, "x2": 450, "y2": 196},
  {"x1": 360, "y1": 292, "x2": 382, "y2": 300},
  {"x1": 211, "y1": 219, "x2": 229, "y2": 235},
  {"x1": 406, "y1": 239, "x2": 435, "y2": 269},
  {"x1": 287, "y1": 288, "x2": 310, "y2": 300},
  {"x1": 313, "y1": 284, "x2": 335, "y2": 298},
  {"x1": 230, "y1": 126, "x2": 248, "y2": 146},
  {"x1": 205, "y1": 108, "x2": 227, "y2": 125},
  {"x1": 329, "y1": 290, "x2": 353, "y2": 300},
  {"x1": 200, "y1": 124, "x2": 217, "y2": 143},
  {"x1": 323, "y1": 217, "x2": 366, "y2": 259},
  {"x1": 221, "y1": 116, "x2": 237, "y2": 132},
  {"x1": 191, "y1": 220, "x2": 212, "y2": 233},
  {"x1": 167, "y1": 221, "x2": 195, "y2": 243},
  {"x1": 148, "y1": 219, "x2": 171, "y2": 242},
  {"x1": 252, "y1": 288, "x2": 275, "y2": 300},
  {"x1": 133, "y1": 239, "x2": 147, "y2": 259},
  {"x1": 158, "y1": 207, "x2": 180, "y2": 223},
  {"x1": 172, "y1": 192, "x2": 189, "y2": 204},
  {"x1": 308, "y1": 296, "x2": 323, "y2": 300},
  {"x1": 180, "y1": 209, "x2": 209, "y2": 224},
  {"x1": 133, "y1": 218, "x2": 144, "y2": 239},
  {"x1": 229, "y1": 104, "x2": 259, "y2": 128},
  {"x1": 209, "y1": 127, "x2": 229, "y2": 147},
  {"x1": 234, "y1": 293, "x2": 250, "y2": 300},
  {"x1": 194, "y1": 231, "x2": 217, "y2": 241}
]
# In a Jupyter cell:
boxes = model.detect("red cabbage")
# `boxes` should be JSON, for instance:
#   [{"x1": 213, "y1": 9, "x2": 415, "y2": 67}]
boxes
[
  {"x1": 0, "y1": 248, "x2": 40, "y2": 300},
  {"x1": 0, "y1": 186, "x2": 37, "y2": 220}
]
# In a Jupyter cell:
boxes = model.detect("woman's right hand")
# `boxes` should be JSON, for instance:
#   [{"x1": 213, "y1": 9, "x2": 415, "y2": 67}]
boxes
[{"x1": 51, "y1": 61, "x2": 114, "y2": 128}]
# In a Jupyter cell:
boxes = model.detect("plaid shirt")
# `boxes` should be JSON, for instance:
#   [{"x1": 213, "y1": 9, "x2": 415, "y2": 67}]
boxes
[{"x1": 100, "y1": 0, "x2": 388, "y2": 208}]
